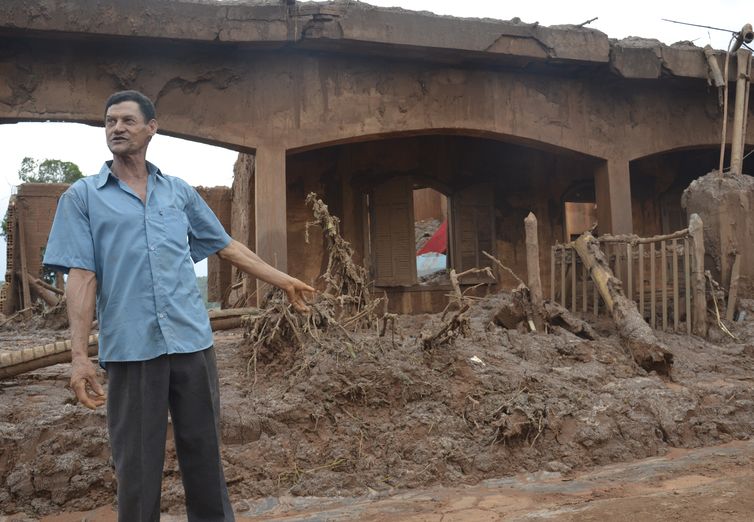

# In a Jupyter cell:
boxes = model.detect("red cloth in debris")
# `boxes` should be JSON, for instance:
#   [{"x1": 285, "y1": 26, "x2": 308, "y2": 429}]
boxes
[{"x1": 417, "y1": 220, "x2": 448, "y2": 255}]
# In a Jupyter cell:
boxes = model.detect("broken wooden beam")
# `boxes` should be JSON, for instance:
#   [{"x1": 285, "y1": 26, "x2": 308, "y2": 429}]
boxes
[
  {"x1": 17, "y1": 271, "x2": 61, "y2": 307},
  {"x1": 573, "y1": 231, "x2": 673, "y2": 375}
]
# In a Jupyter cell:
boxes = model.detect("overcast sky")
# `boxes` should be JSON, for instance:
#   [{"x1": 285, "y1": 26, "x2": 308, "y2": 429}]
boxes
[{"x1": 0, "y1": 0, "x2": 749, "y2": 277}]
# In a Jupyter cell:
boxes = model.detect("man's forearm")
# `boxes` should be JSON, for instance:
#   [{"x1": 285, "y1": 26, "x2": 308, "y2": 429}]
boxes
[
  {"x1": 66, "y1": 269, "x2": 97, "y2": 359},
  {"x1": 217, "y1": 240, "x2": 294, "y2": 290}
]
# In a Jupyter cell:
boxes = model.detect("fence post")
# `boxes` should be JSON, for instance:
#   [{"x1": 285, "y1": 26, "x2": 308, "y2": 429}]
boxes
[
  {"x1": 524, "y1": 213, "x2": 544, "y2": 331},
  {"x1": 689, "y1": 214, "x2": 708, "y2": 337}
]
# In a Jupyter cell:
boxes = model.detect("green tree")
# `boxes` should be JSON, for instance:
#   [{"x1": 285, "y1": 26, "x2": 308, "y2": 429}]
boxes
[
  {"x1": 18, "y1": 157, "x2": 84, "y2": 184},
  {"x1": 2, "y1": 157, "x2": 84, "y2": 239}
]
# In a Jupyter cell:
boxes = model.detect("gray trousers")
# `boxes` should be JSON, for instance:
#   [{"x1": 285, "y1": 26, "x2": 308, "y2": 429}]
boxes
[{"x1": 106, "y1": 347, "x2": 235, "y2": 522}]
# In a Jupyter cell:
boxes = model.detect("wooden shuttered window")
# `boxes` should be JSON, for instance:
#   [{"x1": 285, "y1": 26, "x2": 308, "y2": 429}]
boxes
[
  {"x1": 371, "y1": 176, "x2": 417, "y2": 286},
  {"x1": 450, "y1": 183, "x2": 496, "y2": 282}
]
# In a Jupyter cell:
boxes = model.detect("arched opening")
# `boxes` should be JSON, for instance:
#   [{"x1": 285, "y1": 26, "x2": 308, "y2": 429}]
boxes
[
  {"x1": 629, "y1": 146, "x2": 754, "y2": 236},
  {"x1": 286, "y1": 132, "x2": 601, "y2": 312}
]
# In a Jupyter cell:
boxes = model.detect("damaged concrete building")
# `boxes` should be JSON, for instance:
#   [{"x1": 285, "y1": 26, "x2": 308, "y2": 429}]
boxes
[{"x1": 1, "y1": 0, "x2": 753, "y2": 315}]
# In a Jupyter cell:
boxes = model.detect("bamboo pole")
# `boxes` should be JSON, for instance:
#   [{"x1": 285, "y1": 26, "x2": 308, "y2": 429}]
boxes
[
  {"x1": 560, "y1": 246, "x2": 566, "y2": 307},
  {"x1": 730, "y1": 49, "x2": 751, "y2": 176},
  {"x1": 661, "y1": 240, "x2": 668, "y2": 331},
  {"x1": 0, "y1": 308, "x2": 260, "y2": 379},
  {"x1": 599, "y1": 228, "x2": 689, "y2": 244},
  {"x1": 672, "y1": 239, "x2": 679, "y2": 332},
  {"x1": 650, "y1": 241, "x2": 656, "y2": 328},
  {"x1": 582, "y1": 259, "x2": 587, "y2": 313},
  {"x1": 626, "y1": 243, "x2": 633, "y2": 301},
  {"x1": 639, "y1": 243, "x2": 645, "y2": 319},
  {"x1": 689, "y1": 214, "x2": 708, "y2": 336},
  {"x1": 684, "y1": 239, "x2": 691, "y2": 334},
  {"x1": 571, "y1": 250, "x2": 577, "y2": 312},
  {"x1": 550, "y1": 246, "x2": 556, "y2": 301}
]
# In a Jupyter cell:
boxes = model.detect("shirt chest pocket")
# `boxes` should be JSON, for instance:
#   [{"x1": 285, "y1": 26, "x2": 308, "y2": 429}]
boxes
[{"x1": 160, "y1": 207, "x2": 189, "y2": 246}]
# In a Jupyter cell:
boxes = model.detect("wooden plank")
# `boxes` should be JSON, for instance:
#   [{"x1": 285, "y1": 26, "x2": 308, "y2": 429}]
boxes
[
  {"x1": 255, "y1": 146, "x2": 287, "y2": 302},
  {"x1": 16, "y1": 213, "x2": 32, "y2": 310},
  {"x1": 571, "y1": 248, "x2": 577, "y2": 312},
  {"x1": 726, "y1": 253, "x2": 742, "y2": 322},
  {"x1": 650, "y1": 241, "x2": 656, "y2": 328},
  {"x1": 582, "y1": 257, "x2": 587, "y2": 313},
  {"x1": 550, "y1": 246, "x2": 556, "y2": 301},
  {"x1": 626, "y1": 243, "x2": 633, "y2": 301},
  {"x1": 661, "y1": 240, "x2": 668, "y2": 331},
  {"x1": 231, "y1": 153, "x2": 255, "y2": 302},
  {"x1": 615, "y1": 242, "x2": 623, "y2": 286},
  {"x1": 638, "y1": 243, "x2": 645, "y2": 319},
  {"x1": 672, "y1": 238, "x2": 679, "y2": 332},
  {"x1": 684, "y1": 238, "x2": 691, "y2": 334},
  {"x1": 560, "y1": 246, "x2": 566, "y2": 307}
]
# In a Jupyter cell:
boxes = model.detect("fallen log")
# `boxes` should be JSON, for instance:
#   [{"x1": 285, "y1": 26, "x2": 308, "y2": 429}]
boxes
[
  {"x1": 573, "y1": 232, "x2": 673, "y2": 375},
  {"x1": 0, "y1": 307, "x2": 260, "y2": 379}
]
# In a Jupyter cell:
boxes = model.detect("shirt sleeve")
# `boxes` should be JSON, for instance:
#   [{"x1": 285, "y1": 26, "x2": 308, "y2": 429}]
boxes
[
  {"x1": 43, "y1": 188, "x2": 96, "y2": 275},
  {"x1": 185, "y1": 186, "x2": 232, "y2": 263}
]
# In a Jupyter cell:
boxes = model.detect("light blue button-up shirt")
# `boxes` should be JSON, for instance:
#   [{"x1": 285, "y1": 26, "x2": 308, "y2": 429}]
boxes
[{"x1": 43, "y1": 161, "x2": 232, "y2": 366}]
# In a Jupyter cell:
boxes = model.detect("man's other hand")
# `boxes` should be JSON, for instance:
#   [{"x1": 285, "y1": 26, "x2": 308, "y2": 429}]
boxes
[
  {"x1": 285, "y1": 278, "x2": 316, "y2": 313},
  {"x1": 70, "y1": 357, "x2": 106, "y2": 409}
]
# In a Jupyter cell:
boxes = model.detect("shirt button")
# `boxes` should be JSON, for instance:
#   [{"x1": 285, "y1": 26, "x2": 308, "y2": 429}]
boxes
[{"x1": 158, "y1": 313, "x2": 165, "y2": 319}]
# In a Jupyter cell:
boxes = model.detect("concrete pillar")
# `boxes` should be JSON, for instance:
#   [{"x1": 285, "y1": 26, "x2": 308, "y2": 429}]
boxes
[
  {"x1": 594, "y1": 159, "x2": 633, "y2": 235},
  {"x1": 255, "y1": 145, "x2": 287, "y2": 300}
]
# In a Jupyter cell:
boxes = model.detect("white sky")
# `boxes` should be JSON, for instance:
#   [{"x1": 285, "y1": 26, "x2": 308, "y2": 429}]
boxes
[{"x1": 1, "y1": 0, "x2": 750, "y2": 276}]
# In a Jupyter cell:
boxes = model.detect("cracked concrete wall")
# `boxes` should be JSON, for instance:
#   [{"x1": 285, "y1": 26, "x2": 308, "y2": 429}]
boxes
[{"x1": 0, "y1": 36, "x2": 749, "y2": 165}]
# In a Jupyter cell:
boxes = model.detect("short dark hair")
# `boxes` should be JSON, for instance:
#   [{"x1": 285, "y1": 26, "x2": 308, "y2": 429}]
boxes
[{"x1": 104, "y1": 90, "x2": 156, "y2": 122}]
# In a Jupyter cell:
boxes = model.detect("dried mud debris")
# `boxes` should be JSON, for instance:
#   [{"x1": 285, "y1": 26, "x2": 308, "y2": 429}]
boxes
[{"x1": 2, "y1": 297, "x2": 754, "y2": 516}]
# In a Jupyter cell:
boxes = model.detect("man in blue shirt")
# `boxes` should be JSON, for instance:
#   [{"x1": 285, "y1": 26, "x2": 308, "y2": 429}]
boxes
[{"x1": 44, "y1": 90, "x2": 314, "y2": 521}]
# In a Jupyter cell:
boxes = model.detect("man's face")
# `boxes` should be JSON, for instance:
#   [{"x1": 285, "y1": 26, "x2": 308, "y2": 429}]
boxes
[{"x1": 105, "y1": 101, "x2": 157, "y2": 156}]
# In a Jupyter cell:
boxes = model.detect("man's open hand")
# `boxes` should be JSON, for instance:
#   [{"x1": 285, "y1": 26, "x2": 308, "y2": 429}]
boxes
[
  {"x1": 70, "y1": 357, "x2": 106, "y2": 409},
  {"x1": 285, "y1": 278, "x2": 316, "y2": 313}
]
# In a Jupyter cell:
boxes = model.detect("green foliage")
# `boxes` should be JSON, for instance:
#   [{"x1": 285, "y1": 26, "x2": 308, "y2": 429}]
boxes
[
  {"x1": 18, "y1": 157, "x2": 84, "y2": 184},
  {"x1": 1, "y1": 157, "x2": 85, "y2": 239}
]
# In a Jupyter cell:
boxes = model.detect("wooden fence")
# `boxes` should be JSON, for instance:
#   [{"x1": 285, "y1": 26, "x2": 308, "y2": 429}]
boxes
[{"x1": 551, "y1": 227, "x2": 703, "y2": 334}]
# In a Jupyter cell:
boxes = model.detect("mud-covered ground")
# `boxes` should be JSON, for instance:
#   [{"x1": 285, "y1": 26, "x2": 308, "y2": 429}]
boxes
[{"x1": 1, "y1": 296, "x2": 754, "y2": 518}]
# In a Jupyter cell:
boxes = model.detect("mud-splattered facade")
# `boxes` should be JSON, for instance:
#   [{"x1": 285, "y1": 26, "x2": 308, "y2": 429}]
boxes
[{"x1": 2, "y1": 0, "x2": 753, "y2": 312}]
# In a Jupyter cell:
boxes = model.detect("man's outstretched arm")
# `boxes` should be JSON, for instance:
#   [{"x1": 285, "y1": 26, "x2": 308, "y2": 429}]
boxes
[
  {"x1": 216, "y1": 240, "x2": 315, "y2": 312},
  {"x1": 67, "y1": 268, "x2": 105, "y2": 409}
]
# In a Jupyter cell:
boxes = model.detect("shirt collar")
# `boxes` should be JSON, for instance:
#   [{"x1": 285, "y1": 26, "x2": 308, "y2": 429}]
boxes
[{"x1": 95, "y1": 160, "x2": 164, "y2": 189}]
